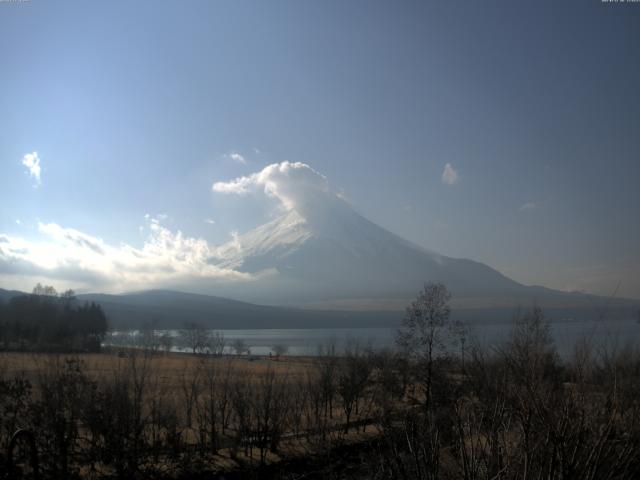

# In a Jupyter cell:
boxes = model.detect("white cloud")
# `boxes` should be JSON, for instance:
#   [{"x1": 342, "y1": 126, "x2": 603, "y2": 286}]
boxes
[
  {"x1": 519, "y1": 201, "x2": 536, "y2": 212},
  {"x1": 441, "y1": 163, "x2": 458, "y2": 185},
  {"x1": 228, "y1": 152, "x2": 247, "y2": 164},
  {"x1": 22, "y1": 152, "x2": 42, "y2": 185},
  {"x1": 212, "y1": 175, "x2": 255, "y2": 194},
  {"x1": 229, "y1": 230, "x2": 242, "y2": 252},
  {"x1": 0, "y1": 220, "x2": 267, "y2": 292},
  {"x1": 204, "y1": 218, "x2": 216, "y2": 225},
  {"x1": 212, "y1": 161, "x2": 331, "y2": 212}
]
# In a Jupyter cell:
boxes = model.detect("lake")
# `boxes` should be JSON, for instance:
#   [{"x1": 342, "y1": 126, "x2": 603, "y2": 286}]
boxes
[{"x1": 106, "y1": 317, "x2": 640, "y2": 358}]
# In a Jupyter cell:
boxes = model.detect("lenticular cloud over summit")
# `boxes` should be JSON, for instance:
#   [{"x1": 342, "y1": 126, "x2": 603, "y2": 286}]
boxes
[{"x1": 212, "y1": 162, "x2": 333, "y2": 213}]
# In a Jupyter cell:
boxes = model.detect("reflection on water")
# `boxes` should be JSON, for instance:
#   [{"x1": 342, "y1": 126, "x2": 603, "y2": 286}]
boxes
[{"x1": 105, "y1": 317, "x2": 640, "y2": 358}]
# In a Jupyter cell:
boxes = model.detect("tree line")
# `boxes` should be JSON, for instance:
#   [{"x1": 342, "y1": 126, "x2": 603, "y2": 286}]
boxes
[{"x1": 0, "y1": 284, "x2": 108, "y2": 352}]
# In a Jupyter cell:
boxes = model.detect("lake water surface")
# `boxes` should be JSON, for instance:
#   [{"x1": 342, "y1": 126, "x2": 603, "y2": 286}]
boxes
[{"x1": 108, "y1": 317, "x2": 640, "y2": 358}]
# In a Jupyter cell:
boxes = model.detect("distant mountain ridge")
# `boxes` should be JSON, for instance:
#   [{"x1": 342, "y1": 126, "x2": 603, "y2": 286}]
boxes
[
  {"x1": 0, "y1": 288, "x2": 23, "y2": 304},
  {"x1": 2, "y1": 287, "x2": 636, "y2": 330},
  {"x1": 0, "y1": 288, "x2": 400, "y2": 329}
]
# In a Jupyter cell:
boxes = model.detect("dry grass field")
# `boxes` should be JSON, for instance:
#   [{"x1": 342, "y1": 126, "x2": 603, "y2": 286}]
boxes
[
  {"x1": 0, "y1": 348, "x2": 381, "y2": 478},
  {"x1": 0, "y1": 349, "x2": 316, "y2": 386}
]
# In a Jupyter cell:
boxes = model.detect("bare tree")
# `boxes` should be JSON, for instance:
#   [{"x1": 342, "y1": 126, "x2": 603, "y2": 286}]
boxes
[
  {"x1": 396, "y1": 282, "x2": 451, "y2": 409},
  {"x1": 179, "y1": 322, "x2": 210, "y2": 354},
  {"x1": 230, "y1": 374, "x2": 253, "y2": 458},
  {"x1": 159, "y1": 332, "x2": 173, "y2": 354},
  {"x1": 208, "y1": 330, "x2": 226, "y2": 356},
  {"x1": 32, "y1": 283, "x2": 58, "y2": 297},
  {"x1": 138, "y1": 321, "x2": 161, "y2": 355},
  {"x1": 195, "y1": 358, "x2": 222, "y2": 454},
  {"x1": 238, "y1": 367, "x2": 291, "y2": 464},
  {"x1": 317, "y1": 340, "x2": 338, "y2": 425},
  {"x1": 380, "y1": 283, "x2": 454, "y2": 480},
  {"x1": 271, "y1": 343, "x2": 288, "y2": 360},
  {"x1": 337, "y1": 340, "x2": 372, "y2": 433},
  {"x1": 217, "y1": 358, "x2": 235, "y2": 436},
  {"x1": 232, "y1": 338, "x2": 248, "y2": 356}
]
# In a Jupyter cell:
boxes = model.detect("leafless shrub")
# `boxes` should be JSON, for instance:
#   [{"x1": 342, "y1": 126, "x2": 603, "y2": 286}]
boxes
[
  {"x1": 208, "y1": 331, "x2": 226, "y2": 356},
  {"x1": 232, "y1": 338, "x2": 249, "y2": 356},
  {"x1": 30, "y1": 356, "x2": 92, "y2": 478},
  {"x1": 272, "y1": 343, "x2": 288, "y2": 359},
  {"x1": 0, "y1": 371, "x2": 32, "y2": 460},
  {"x1": 82, "y1": 352, "x2": 152, "y2": 478},
  {"x1": 179, "y1": 322, "x2": 213, "y2": 355},
  {"x1": 337, "y1": 340, "x2": 373, "y2": 433},
  {"x1": 159, "y1": 332, "x2": 173, "y2": 354}
]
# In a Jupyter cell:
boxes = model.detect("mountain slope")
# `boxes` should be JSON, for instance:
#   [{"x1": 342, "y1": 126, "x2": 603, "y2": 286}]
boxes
[
  {"x1": 0, "y1": 287, "x2": 399, "y2": 329},
  {"x1": 203, "y1": 195, "x2": 639, "y2": 311},
  {"x1": 0, "y1": 288, "x2": 23, "y2": 304},
  {"x1": 207, "y1": 197, "x2": 537, "y2": 306}
]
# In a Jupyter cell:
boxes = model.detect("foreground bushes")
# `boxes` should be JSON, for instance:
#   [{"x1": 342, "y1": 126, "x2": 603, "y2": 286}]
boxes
[
  {"x1": 0, "y1": 311, "x2": 639, "y2": 479},
  {"x1": 372, "y1": 308, "x2": 640, "y2": 480}
]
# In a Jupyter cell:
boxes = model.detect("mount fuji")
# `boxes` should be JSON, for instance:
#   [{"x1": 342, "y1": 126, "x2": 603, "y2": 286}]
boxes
[
  {"x1": 4, "y1": 159, "x2": 634, "y2": 328},
  {"x1": 206, "y1": 192, "x2": 602, "y2": 311}
]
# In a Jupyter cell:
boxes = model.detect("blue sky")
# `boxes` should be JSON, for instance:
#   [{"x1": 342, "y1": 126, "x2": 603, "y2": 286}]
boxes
[{"x1": 1, "y1": 0, "x2": 639, "y2": 298}]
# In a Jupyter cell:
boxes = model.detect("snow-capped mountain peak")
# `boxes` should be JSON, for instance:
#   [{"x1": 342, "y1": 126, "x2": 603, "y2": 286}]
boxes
[
  {"x1": 204, "y1": 193, "x2": 609, "y2": 309},
  {"x1": 214, "y1": 209, "x2": 312, "y2": 269}
]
